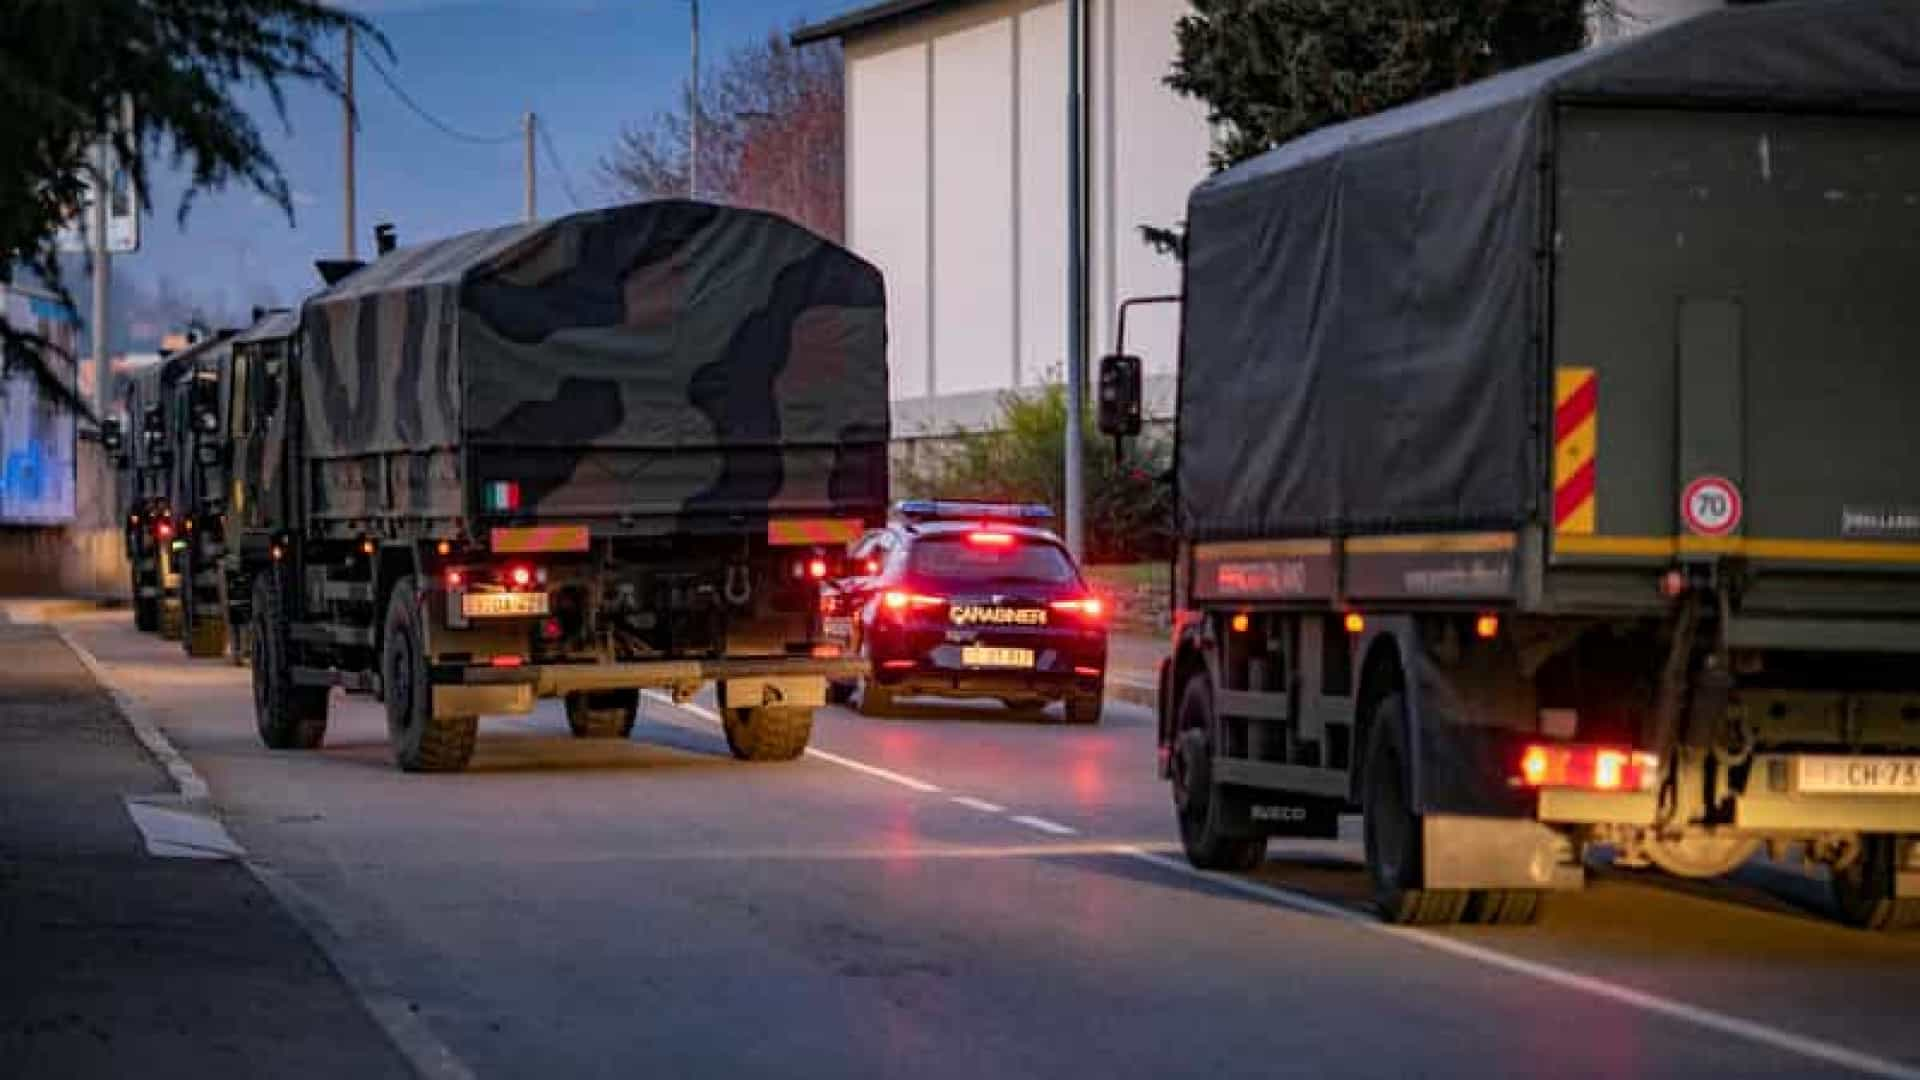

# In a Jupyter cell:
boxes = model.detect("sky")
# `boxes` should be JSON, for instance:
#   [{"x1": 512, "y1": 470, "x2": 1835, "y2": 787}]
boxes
[{"x1": 131, "y1": 0, "x2": 849, "y2": 318}]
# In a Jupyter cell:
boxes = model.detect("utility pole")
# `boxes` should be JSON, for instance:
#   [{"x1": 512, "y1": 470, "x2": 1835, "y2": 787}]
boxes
[
  {"x1": 1064, "y1": 0, "x2": 1087, "y2": 560},
  {"x1": 524, "y1": 111, "x2": 537, "y2": 222},
  {"x1": 90, "y1": 140, "x2": 109, "y2": 418},
  {"x1": 689, "y1": 0, "x2": 700, "y2": 200},
  {"x1": 344, "y1": 23, "x2": 357, "y2": 259}
]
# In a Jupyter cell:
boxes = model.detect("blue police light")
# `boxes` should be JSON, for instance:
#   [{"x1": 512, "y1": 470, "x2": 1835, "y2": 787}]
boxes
[{"x1": 893, "y1": 500, "x2": 1055, "y2": 523}]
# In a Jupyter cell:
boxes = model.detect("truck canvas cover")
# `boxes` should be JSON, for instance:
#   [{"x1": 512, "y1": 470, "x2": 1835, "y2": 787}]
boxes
[
  {"x1": 299, "y1": 201, "x2": 889, "y2": 527},
  {"x1": 1177, "y1": 0, "x2": 1920, "y2": 542}
]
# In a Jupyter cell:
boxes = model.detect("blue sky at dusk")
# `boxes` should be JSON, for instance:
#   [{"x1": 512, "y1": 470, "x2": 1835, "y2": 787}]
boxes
[{"x1": 136, "y1": 0, "x2": 846, "y2": 314}]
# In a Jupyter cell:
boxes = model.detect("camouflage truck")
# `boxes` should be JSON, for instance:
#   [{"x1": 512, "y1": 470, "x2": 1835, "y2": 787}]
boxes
[
  {"x1": 231, "y1": 202, "x2": 887, "y2": 772},
  {"x1": 1106, "y1": 2, "x2": 1920, "y2": 929},
  {"x1": 110, "y1": 343, "x2": 207, "y2": 638},
  {"x1": 162, "y1": 327, "x2": 243, "y2": 657}
]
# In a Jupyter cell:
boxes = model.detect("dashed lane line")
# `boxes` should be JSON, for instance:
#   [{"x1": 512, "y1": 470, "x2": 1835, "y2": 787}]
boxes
[
  {"x1": 950, "y1": 796, "x2": 1007, "y2": 814},
  {"x1": 1010, "y1": 815, "x2": 1079, "y2": 837}
]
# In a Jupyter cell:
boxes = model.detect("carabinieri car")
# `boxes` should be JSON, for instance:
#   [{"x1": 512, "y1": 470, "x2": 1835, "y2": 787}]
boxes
[{"x1": 822, "y1": 501, "x2": 1108, "y2": 724}]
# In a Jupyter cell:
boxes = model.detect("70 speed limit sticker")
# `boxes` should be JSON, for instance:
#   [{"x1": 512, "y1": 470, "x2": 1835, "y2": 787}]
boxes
[{"x1": 1682, "y1": 475, "x2": 1743, "y2": 537}]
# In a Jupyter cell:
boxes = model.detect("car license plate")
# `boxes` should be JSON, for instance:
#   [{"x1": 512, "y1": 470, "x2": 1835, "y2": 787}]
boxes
[
  {"x1": 961, "y1": 646, "x2": 1034, "y2": 669},
  {"x1": 460, "y1": 591, "x2": 550, "y2": 619},
  {"x1": 1795, "y1": 756, "x2": 1920, "y2": 795}
]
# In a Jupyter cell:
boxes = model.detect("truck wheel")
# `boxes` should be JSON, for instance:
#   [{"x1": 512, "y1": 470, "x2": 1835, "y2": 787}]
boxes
[
  {"x1": 826, "y1": 679, "x2": 856, "y2": 706},
  {"x1": 158, "y1": 599, "x2": 184, "y2": 641},
  {"x1": 856, "y1": 678, "x2": 895, "y2": 717},
  {"x1": 1833, "y1": 835, "x2": 1920, "y2": 931},
  {"x1": 228, "y1": 621, "x2": 251, "y2": 667},
  {"x1": 722, "y1": 706, "x2": 814, "y2": 762},
  {"x1": 185, "y1": 615, "x2": 228, "y2": 659},
  {"x1": 1171, "y1": 676, "x2": 1267, "y2": 872},
  {"x1": 565, "y1": 690, "x2": 638, "y2": 739},
  {"x1": 1064, "y1": 692, "x2": 1103, "y2": 726},
  {"x1": 134, "y1": 596, "x2": 160, "y2": 633},
  {"x1": 1363, "y1": 694, "x2": 1468, "y2": 925},
  {"x1": 251, "y1": 574, "x2": 329, "y2": 750},
  {"x1": 1464, "y1": 889, "x2": 1543, "y2": 926},
  {"x1": 382, "y1": 577, "x2": 476, "y2": 773}
]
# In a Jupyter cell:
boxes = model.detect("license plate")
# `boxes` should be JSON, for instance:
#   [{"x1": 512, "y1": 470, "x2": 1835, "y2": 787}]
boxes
[
  {"x1": 1795, "y1": 756, "x2": 1920, "y2": 795},
  {"x1": 460, "y1": 591, "x2": 550, "y2": 619},
  {"x1": 823, "y1": 617, "x2": 853, "y2": 641},
  {"x1": 961, "y1": 646, "x2": 1034, "y2": 669}
]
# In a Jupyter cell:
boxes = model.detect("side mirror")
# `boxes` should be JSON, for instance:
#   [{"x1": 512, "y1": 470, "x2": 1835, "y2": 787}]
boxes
[
  {"x1": 101, "y1": 417, "x2": 124, "y2": 454},
  {"x1": 1098, "y1": 354, "x2": 1143, "y2": 440}
]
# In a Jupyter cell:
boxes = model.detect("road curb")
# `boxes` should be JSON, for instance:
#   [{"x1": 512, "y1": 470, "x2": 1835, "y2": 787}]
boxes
[{"x1": 54, "y1": 625, "x2": 212, "y2": 805}]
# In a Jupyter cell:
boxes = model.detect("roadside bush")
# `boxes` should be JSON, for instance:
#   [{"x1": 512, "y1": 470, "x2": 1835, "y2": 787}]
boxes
[{"x1": 897, "y1": 383, "x2": 1173, "y2": 564}]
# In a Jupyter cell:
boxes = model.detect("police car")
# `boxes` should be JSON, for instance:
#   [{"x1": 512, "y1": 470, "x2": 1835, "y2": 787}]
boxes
[{"x1": 821, "y1": 501, "x2": 1108, "y2": 724}]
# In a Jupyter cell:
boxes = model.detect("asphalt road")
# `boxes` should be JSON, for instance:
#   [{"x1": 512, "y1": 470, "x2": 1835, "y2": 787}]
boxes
[{"x1": 51, "y1": 609, "x2": 1920, "y2": 1079}]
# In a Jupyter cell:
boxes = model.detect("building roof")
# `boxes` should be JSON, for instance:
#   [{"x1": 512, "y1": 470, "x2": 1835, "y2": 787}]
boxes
[{"x1": 792, "y1": 0, "x2": 987, "y2": 46}]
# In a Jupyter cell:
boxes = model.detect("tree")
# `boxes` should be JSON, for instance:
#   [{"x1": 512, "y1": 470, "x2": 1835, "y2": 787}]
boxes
[
  {"x1": 898, "y1": 384, "x2": 1175, "y2": 565},
  {"x1": 1144, "y1": 0, "x2": 1598, "y2": 257},
  {"x1": 0, "y1": 0, "x2": 377, "y2": 410},
  {"x1": 603, "y1": 31, "x2": 844, "y2": 241}
]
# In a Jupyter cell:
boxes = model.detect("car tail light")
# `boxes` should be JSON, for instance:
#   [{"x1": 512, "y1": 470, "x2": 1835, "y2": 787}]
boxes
[
  {"x1": 490, "y1": 654, "x2": 525, "y2": 668},
  {"x1": 967, "y1": 531, "x2": 1016, "y2": 547},
  {"x1": 882, "y1": 659, "x2": 917, "y2": 670},
  {"x1": 1051, "y1": 597, "x2": 1106, "y2": 621},
  {"x1": 882, "y1": 591, "x2": 945, "y2": 612},
  {"x1": 1515, "y1": 743, "x2": 1659, "y2": 792}
]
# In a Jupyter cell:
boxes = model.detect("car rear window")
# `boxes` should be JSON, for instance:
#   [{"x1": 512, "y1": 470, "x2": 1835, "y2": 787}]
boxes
[{"x1": 908, "y1": 535, "x2": 1078, "y2": 585}]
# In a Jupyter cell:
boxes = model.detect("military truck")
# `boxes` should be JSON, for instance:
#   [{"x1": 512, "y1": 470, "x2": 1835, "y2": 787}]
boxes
[
  {"x1": 110, "y1": 342, "x2": 203, "y2": 638},
  {"x1": 230, "y1": 202, "x2": 886, "y2": 772},
  {"x1": 1103, "y1": 2, "x2": 1920, "y2": 928},
  {"x1": 217, "y1": 308, "x2": 299, "y2": 668},
  {"x1": 163, "y1": 328, "x2": 242, "y2": 657}
]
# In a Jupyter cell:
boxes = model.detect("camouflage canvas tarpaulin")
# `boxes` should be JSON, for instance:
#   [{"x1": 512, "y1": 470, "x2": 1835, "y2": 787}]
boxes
[{"x1": 298, "y1": 201, "x2": 889, "y2": 526}]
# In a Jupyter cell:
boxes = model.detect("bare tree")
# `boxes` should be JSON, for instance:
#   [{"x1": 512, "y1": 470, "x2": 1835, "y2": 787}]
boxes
[{"x1": 603, "y1": 32, "x2": 844, "y2": 240}]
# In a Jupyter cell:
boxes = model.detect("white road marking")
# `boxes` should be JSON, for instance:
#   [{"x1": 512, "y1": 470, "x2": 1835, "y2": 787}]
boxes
[
  {"x1": 1121, "y1": 848, "x2": 1920, "y2": 1080},
  {"x1": 805, "y1": 747, "x2": 944, "y2": 793},
  {"x1": 124, "y1": 795, "x2": 245, "y2": 860},
  {"x1": 1011, "y1": 815, "x2": 1079, "y2": 837},
  {"x1": 950, "y1": 796, "x2": 1006, "y2": 814}
]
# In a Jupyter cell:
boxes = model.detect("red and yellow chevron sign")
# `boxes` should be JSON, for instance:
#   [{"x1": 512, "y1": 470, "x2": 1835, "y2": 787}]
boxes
[
  {"x1": 490, "y1": 524, "x2": 591, "y2": 554},
  {"x1": 1554, "y1": 367, "x2": 1597, "y2": 534},
  {"x1": 767, "y1": 518, "x2": 865, "y2": 546}
]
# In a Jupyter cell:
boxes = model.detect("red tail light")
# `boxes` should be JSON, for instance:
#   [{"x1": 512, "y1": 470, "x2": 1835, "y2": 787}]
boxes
[
  {"x1": 967, "y1": 531, "x2": 1016, "y2": 547},
  {"x1": 154, "y1": 520, "x2": 174, "y2": 540},
  {"x1": 1051, "y1": 597, "x2": 1106, "y2": 621},
  {"x1": 808, "y1": 558, "x2": 829, "y2": 580},
  {"x1": 490, "y1": 654, "x2": 525, "y2": 668},
  {"x1": 1515, "y1": 743, "x2": 1659, "y2": 792},
  {"x1": 882, "y1": 591, "x2": 945, "y2": 612},
  {"x1": 508, "y1": 565, "x2": 534, "y2": 589},
  {"x1": 445, "y1": 569, "x2": 464, "y2": 589}
]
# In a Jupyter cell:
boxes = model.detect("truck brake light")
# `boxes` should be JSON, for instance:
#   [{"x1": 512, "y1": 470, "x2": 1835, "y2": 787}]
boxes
[{"x1": 1516, "y1": 743, "x2": 1659, "y2": 792}]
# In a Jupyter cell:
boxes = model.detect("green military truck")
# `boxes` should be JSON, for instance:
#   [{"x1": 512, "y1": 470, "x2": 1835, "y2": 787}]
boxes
[
  {"x1": 163, "y1": 327, "x2": 243, "y2": 658},
  {"x1": 229, "y1": 202, "x2": 887, "y2": 772},
  {"x1": 1109, "y1": 2, "x2": 1920, "y2": 928},
  {"x1": 111, "y1": 339, "x2": 218, "y2": 639}
]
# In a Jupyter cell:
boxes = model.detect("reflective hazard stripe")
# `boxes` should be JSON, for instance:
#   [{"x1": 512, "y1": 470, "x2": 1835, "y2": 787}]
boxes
[
  {"x1": 1553, "y1": 368, "x2": 1597, "y2": 535},
  {"x1": 767, "y1": 518, "x2": 864, "y2": 546}
]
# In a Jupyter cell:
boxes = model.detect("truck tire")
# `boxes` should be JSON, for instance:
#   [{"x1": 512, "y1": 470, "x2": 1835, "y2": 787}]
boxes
[
  {"x1": 158, "y1": 598, "x2": 184, "y2": 641},
  {"x1": 1363, "y1": 694, "x2": 1469, "y2": 925},
  {"x1": 565, "y1": 690, "x2": 638, "y2": 739},
  {"x1": 722, "y1": 705, "x2": 814, "y2": 762},
  {"x1": 134, "y1": 595, "x2": 160, "y2": 633},
  {"x1": 826, "y1": 679, "x2": 856, "y2": 706},
  {"x1": 251, "y1": 574, "x2": 329, "y2": 750},
  {"x1": 1832, "y1": 835, "x2": 1920, "y2": 931},
  {"x1": 382, "y1": 577, "x2": 477, "y2": 773},
  {"x1": 185, "y1": 615, "x2": 227, "y2": 659},
  {"x1": 1064, "y1": 692, "x2": 1103, "y2": 726},
  {"x1": 1464, "y1": 889, "x2": 1543, "y2": 926},
  {"x1": 856, "y1": 678, "x2": 895, "y2": 717},
  {"x1": 1171, "y1": 676, "x2": 1267, "y2": 872}
]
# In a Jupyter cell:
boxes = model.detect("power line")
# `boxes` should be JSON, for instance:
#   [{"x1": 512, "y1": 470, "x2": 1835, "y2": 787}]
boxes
[
  {"x1": 356, "y1": 41, "x2": 520, "y2": 146},
  {"x1": 537, "y1": 121, "x2": 585, "y2": 211}
]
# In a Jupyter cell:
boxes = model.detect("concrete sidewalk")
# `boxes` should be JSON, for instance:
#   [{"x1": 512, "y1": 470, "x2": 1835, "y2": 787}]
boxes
[{"x1": 0, "y1": 621, "x2": 411, "y2": 1079}]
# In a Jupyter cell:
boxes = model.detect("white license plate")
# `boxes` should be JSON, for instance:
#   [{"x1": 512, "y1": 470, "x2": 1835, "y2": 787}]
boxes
[
  {"x1": 823, "y1": 617, "x2": 853, "y2": 641},
  {"x1": 460, "y1": 591, "x2": 550, "y2": 619},
  {"x1": 961, "y1": 646, "x2": 1035, "y2": 669},
  {"x1": 1796, "y1": 756, "x2": 1920, "y2": 795}
]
